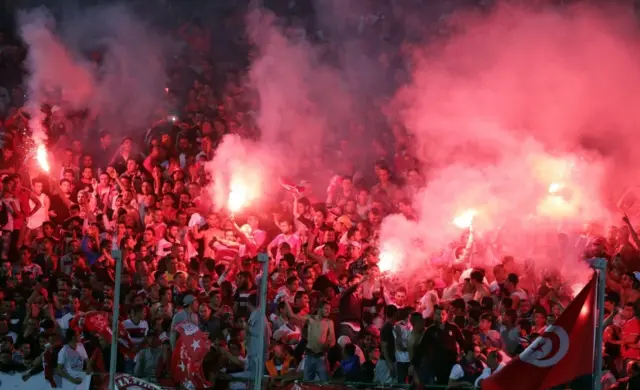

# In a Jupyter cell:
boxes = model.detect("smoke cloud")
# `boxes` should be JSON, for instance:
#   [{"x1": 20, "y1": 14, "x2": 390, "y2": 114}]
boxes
[
  {"x1": 18, "y1": 4, "x2": 171, "y2": 143},
  {"x1": 199, "y1": 1, "x2": 635, "y2": 284},
  {"x1": 207, "y1": 7, "x2": 359, "y2": 207},
  {"x1": 381, "y1": 3, "x2": 640, "y2": 276},
  {"x1": 208, "y1": 2, "x2": 413, "y2": 208}
]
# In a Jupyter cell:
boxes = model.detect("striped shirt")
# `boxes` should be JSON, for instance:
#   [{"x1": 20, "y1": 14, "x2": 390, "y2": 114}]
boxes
[{"x1": 123, "y1": 319, "x2": 149, "y2": 346}]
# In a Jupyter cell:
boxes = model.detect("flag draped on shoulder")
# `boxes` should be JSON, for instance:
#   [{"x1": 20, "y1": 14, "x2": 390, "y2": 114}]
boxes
[
  {"x1": 483, "y1": 273, "x2": 597, "y2": 390},
  {"x1": 171, "y1": 322, "x2": 212, "y2": 390},
  {"x1": 69, "y1": 311, "x2": 136, "y2": 359}
]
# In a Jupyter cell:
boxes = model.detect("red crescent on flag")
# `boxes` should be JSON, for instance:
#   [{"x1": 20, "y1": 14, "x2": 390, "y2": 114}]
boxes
[
  {"x1": 537, "y1": 331, "x2": 560, "y2": 361},
  {"x1": 520, "y1": 325, "x2": 570, "y2": 368}
]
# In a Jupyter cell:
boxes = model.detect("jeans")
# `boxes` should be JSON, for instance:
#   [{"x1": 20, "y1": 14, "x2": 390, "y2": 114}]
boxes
[
  {"x1": 396, "y1": 362, "x2": 410, "y2": 384},
  {"x1": 303, "y1": 353, "x2": 329, "y2": 381},
  {"x1": 124, "y1": 358, "x2": 135, "y2": 375},
  {"x1": 374, "y1": 359, "x2": 393, "y2": 384}
]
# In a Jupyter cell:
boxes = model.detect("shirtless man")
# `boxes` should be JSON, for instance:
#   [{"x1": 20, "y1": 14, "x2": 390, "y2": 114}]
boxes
[
  {"x1": 303, "y1": 301, "x2": 336, "y2": 382},
  {"x1": 608, "y1": 272, "x2": 640, "y2": 306},
  {"x1": 191, "y1": 212, "x2": 223, "y2": 258}
]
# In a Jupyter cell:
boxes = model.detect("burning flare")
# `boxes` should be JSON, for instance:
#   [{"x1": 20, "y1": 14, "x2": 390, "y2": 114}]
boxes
[
  {"x1": 548, "y1": 182, "x2": 563, "y2": 194},
  {"x1": 227, "y1": 182, "x2": 248, "y2": 213},
  {"x1": 36, "y1": 144, "x2": 50, "y2": 172},
  {"x1": 378, "y1": 242, "x2": 402, "y2": 273},
  {"x1": 453, "y1": 209, "x2": 477, "y2": 229}
]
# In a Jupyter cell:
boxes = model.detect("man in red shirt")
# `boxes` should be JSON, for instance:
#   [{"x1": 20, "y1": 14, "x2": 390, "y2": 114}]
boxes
[{"x1": 622, "y1": 301, "x2": 640, "y2": 366}]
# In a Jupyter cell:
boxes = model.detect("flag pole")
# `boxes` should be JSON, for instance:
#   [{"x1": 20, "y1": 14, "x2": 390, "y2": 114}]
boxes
[
  {"x1": 254, "y1": 253, "x2": 269, "y2": 390},
  {"x1": 108, "y1": 255, "x2": 123, "y2": 390},
  {"x1": 589, "y1": 257, "x2": 607, "y2": 390}
]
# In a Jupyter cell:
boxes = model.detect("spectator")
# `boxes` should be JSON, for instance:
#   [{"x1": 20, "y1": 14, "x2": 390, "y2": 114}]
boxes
[
  {"x1": 303, "y1": 300, "x2": 335, "y2": 381},
  {"x1": 56, "y1": 328, "x2": 87, "y2": 387},
  {"x1": 169, "y1": 294, "x2": 199, "y2": 349},
  {"x1": 0, "y1": 2, "x2": 638, "y2": 389}
]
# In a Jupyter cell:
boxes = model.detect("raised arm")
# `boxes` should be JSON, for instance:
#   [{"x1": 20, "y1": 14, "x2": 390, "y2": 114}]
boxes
[{"x1": 623, "y1": 213, "x2": 640, "y2": 249}]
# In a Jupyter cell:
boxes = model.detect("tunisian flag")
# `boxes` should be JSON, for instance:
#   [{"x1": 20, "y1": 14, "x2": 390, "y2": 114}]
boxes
[
  {"x1": 171, "y1": 322, "x2": 212, "y2": 389},
  {"x1": 483, "y1": 273, "x2": 597, "y2": 390}
]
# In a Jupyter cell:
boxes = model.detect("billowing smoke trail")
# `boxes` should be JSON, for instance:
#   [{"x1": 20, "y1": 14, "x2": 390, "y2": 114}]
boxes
[
  {"x1": 18, "y1": 5, "x2": 170, "y2": 147},
  {"x1": 246, "y1": 10, "x2": 354, "y2": 171},
  {"x1": 207, "y1": 8, "x2": 357, "y2": 209},
  {"x1": 19, "y1": 8, "x2": 95, "y2": 170},
  {"x1": 380, "y1": 3, "x2": 640, "y2": 277},
  {"x1": 58, "y1": 4, "x2": 170, "y2": 131}
]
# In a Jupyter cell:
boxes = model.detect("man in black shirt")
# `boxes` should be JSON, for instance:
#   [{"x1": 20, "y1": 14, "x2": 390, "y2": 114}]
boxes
[
  {"x1": 338, "y1": 275, "x2": 364, "y2": 342},
  {"x1": 232, "y1": 271, "x2": 255, "y2": 318},
  {"x1": 414, "y1": 305, "x2": 465, "y2": 386},
  {"x1": 377, "y1": 305, "x2": 397, "y2": 384}
]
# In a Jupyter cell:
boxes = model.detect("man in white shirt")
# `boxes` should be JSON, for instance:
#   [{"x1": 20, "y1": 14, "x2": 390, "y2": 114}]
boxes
[
  {"x1": 57, "y1": 297, "x2": 83, "y2": 332},
  {"x1": 267, "y1": 220, "x2": 301, "y2": 260},
  {"x1": 157, "y1": 222, "x2": 181, "y2": 257},
  {"x1": 393, "y1": 308, "x2": 412, "y2": 384},
  {"x1": 274, "y1": 276, "x2": 299, "y2": 304},
  {"x1": 57, "y1": 329, "x2": 89, "y2": 389}
]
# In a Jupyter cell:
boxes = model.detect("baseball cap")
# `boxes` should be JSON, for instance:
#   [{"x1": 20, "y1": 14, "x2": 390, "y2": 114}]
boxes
[
  {"x1": 337, "y1": 215, "x2": 352, "y2": 229},
  {"x1": 183, "y1": 294, "x2": 196, "y2": 306}
]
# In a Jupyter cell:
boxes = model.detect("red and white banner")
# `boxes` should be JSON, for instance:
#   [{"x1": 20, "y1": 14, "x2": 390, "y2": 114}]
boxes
[{"x1": 97, "y1": 373, "x2": 173, "y2": 389}]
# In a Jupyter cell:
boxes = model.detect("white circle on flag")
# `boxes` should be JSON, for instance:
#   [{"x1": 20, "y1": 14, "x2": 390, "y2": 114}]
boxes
[{"x1": 519, "y1": 325, "x2": 570, "y2": 367}]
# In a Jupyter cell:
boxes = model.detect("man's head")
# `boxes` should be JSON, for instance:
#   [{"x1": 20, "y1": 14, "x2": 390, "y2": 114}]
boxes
[
  {"x1": 621, "y1": 272, "x2": 636, "y2": 289},
  {"x1": 65, "y1": 328, "x2": 79, "y2": 345},
  {"x1": 434, "y1": 305, "x2": 448, "y2": 324},
  {"x1": 100, "y1": 131, "x2": 112, "y2": 147},
  {"x1": 604, "y1": 294, "x2": 619, "y2": 314},
  {"x1": 493, "y1": 264, "x2": 506, "y2": 282},
  {"x1": 464, "y1": 342, "x2": 481, "y2": 361},
  {"x1": 59, "y1": 179, "x2": 71, "y2": 195},
  {"x1": 394, "y1": 287, "x2": 407, "y2": 307},
  {"x1": 294, "y1": 291, "x2": 309, "y2": 311},
  {"x1": 323, "y1": 241, "x2": 339, "y2": 258},
  {"x1": 504, "y1": 273, "x2": 519, "y2": 291},
  {"x1": 502, "y1": 309, "x2": 518, "y2": 328},
  {"x1": 183, "y1": 294, "x2": 198, "y2": 312},
  {"x1": 470, "y1": 270, "x2": 484, "y2": 286},
  {"x1": 32, "y1": 179, "x2": 44, "y2": 195},
  {"x1": 206, "y1": 213, "x2": 220, "y2": 228},
  {"x1": 410, "y1": 311, "x2": 425, "y2": 330},
  {"x1": 318, "y1": 300, "x2": 331, "y2": 318},
  {"x1": 385, "y1": 304, "x2": 398, "y2": 322},
  {"x1": 209, "y1": 290, "x2": 222, "y2": 308},
  {"x1": 130, "y1": 304, "x2": 144, "y2": 323},
  {"x1": 623, "y1": 302, "x2": 636, "y2": 320},
  {"x1": 286, "y1": 276, "x2": 299, "y2": 293},
  {"x1": 479, "y1": 313, "x2": 493, "y2": 332},
  {"x1": 126, "y1": 158, "x2": 137, "y2": 173},
  {"x1": 166, "y1": 222, "x2": 179, "y2": 239},
  {"x1": 279, "y1": 219, "x2": 293, "y2": 235},
  {"x1": 198, "y1": 304, "x2": 211, "y2": 320}
]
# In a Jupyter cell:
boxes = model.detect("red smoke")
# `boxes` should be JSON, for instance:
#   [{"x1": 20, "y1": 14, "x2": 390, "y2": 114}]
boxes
[{"x1": 381, "y1": 3, "x2": 640, "y2": 277}]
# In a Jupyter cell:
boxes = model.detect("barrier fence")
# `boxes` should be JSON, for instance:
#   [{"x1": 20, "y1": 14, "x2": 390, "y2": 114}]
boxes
[{"x1": 0, "y1": 371, "x2": 473, "y2": 390}]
